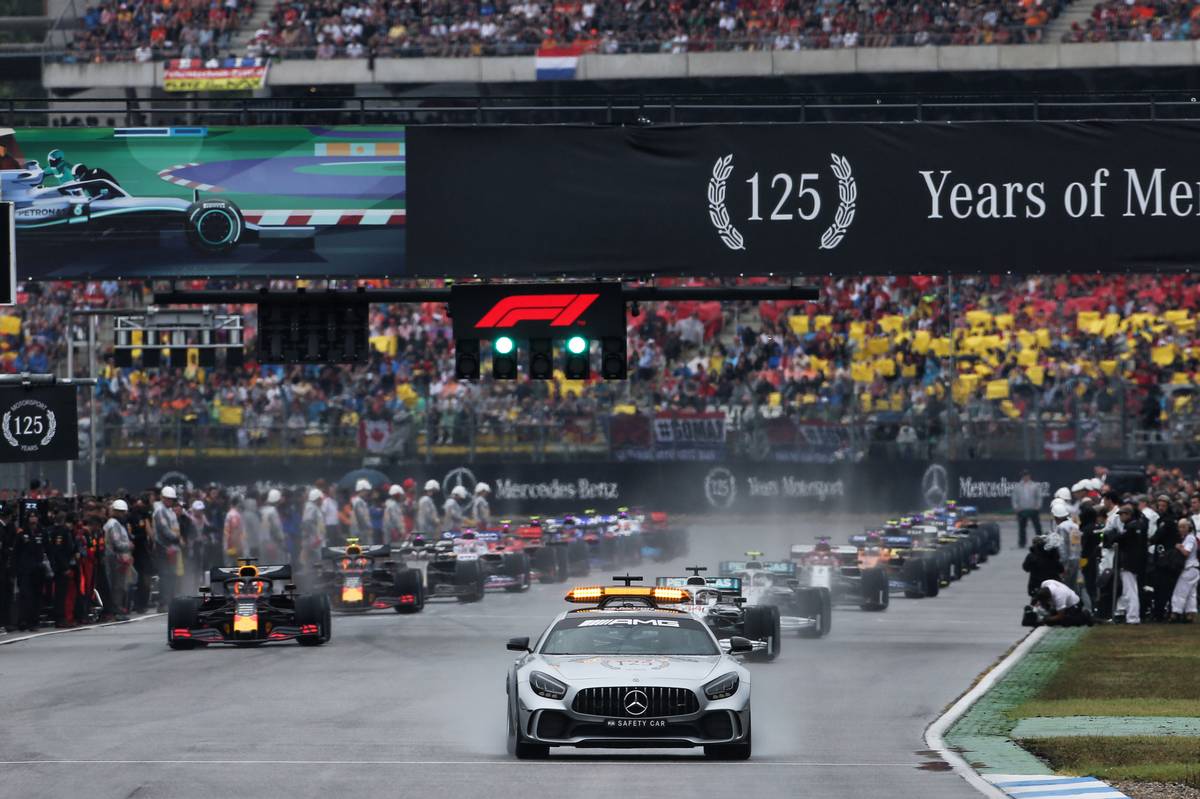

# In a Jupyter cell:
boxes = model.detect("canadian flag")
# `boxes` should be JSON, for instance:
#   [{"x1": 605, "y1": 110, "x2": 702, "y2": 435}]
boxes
[
  {"x1": 1044, "y1": 426, "x2": 1076, "y2": 461},
  {"x1": 358, "y1": 419, "x2": 392, "y2": 453}
]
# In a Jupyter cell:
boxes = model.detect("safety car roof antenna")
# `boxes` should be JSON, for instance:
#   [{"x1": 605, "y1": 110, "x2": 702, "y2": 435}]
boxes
[
  {"x1": 684, "y1": 566, "x2": 708, "y2": 576},
  {"x1": 612, "y1": 573, "x2": 643, "y2": 586}
]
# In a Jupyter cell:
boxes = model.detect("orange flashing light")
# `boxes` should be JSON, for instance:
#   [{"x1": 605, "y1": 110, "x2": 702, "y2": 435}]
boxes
[{"x1": 565, "y1": 585, "x2": 691, "y2": 603}]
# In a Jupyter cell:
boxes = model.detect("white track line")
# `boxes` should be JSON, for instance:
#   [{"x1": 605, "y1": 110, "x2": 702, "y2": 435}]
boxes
[
  {"x1": 0, "y1": 612, "x2": 164, "y2": 646},
  {"x1": 0, "y1": 759, "x2": 922, "y2": 767},
  {"x1": 925, "y1": 625, "x2": 1049, "y2": 799}
]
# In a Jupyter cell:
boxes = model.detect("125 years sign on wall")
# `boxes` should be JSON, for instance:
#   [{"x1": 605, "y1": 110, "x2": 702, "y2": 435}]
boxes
[
  {"x1": 0, "y1": 385, "x2": 77, "y2": 463},
  {"x1": 409, "y1": 122, "x2": 1200, "y2": 275}
]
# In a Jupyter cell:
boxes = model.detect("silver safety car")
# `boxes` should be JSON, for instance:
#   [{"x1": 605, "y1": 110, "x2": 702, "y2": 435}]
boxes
[{"x1": 505, "y1": 581, "x2": 753, "y2": 759}]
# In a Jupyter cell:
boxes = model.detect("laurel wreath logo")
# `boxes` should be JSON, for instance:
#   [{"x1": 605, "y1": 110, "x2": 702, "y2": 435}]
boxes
[
  {"x1": 2, "y1": 399, "x2": 57, "y2": 452},
  {"x1": 820, "y1": 153, "x2": 856, "y2": 250},
  {"x1": 708, "y1": 154, "x2": 745, "y2": 251}
]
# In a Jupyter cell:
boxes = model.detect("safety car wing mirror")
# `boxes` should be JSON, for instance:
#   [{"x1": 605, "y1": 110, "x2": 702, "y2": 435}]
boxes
[
  {"x1": 728, "y1": 636, "x2": 754, "y2": 654},
  {"x1": 507, "y1": 636, "x2": 531, "y2": 652}
]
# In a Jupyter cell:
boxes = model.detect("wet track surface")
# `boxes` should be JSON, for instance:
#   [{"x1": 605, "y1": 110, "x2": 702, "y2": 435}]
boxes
[{"x1": 0, "y1": 517, "x2": 1027, "y2": 799}]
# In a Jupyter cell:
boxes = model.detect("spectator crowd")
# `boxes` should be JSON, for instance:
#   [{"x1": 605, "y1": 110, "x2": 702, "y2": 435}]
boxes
[
  {"x1": 1063, "y1": 0, "x2": 1200, "y2": 42},
  {"x1": 13, "y1": 273, "x2": 1200, "y2": 462},
  {"x1": 64, "y1": 0, "x2": 1068, "y2": 62}
]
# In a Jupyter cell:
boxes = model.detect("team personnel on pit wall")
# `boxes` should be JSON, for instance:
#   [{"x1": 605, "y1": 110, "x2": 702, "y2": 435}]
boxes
[
  {"x1": 350, "y1": 480, "x2": 373, "y2": 545},
  {"x1": 443, "y1": 486, "x2": 468, "y2": 533},
  {"x1": 383, "y1": 485, "x2": 405, "y2": 544},
  {"x1": 152, "y1": 487, "x2": 182, "y2": 611},
  {"x1": 103, "y1": 499, "x2": 133, "y2": 620},
  {"x1": 1050, "y1": 498, "x2": 1079, "y2": 582},
  {"x1": 260, "y1": 489, "x2": 285, "y2": 562},
  {"x1": 471, "y1": 483, "x2": 492, "y2": 528},
  {"x1": 1113, "y1": 504, "x2": 1147, "y2": 625},
  {"x1": 416, "y1": 480, "x2": 440, "y2": 535}
]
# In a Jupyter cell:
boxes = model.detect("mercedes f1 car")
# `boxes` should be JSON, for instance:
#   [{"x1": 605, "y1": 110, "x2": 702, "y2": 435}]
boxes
[
  {"x1": 313, "y1": 538, "x2": 424, "y2": 613},
  {"x1": 167, "y1": 559, "x2": 331, "y2": 648},
  {"x1": 788, "y1": 537, "x2": 889, "y2": 611},
  {"x1": 657, "y1": 568, "x2": 782, "y2": 661},
  {"x1": 505, "y1": 580, "x2": 753, "y2": 759},
  {"x1": 718, "y1": 555, "x2": 832, "y2": 638}
]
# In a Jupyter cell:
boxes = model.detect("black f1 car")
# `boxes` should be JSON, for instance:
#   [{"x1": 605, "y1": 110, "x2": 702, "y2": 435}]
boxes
[
  {"x1": 313, "y1": 538, "x2": 425, "y2": 613},
  {"x1": 657, "y1": 568, "x2": 784, "y2": 661},
  {"x1": 168, "y1": 559, "x2": 331, "y2": 648}
]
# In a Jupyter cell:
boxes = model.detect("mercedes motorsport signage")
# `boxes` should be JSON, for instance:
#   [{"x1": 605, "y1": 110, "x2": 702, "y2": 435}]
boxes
[
  {"x1": 408, "y1": 122, "x2": 1200, "y2": 275},
  {"x1": 450, "y1": 282, "x2": 625, "y2": 340},
  {"x1": 0, "y1": 385, "x2": 77, "y2": 463}
]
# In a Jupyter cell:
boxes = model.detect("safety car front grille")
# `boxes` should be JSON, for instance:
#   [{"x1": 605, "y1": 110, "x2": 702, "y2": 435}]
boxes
[{"x1": 572, "y1": 686, "x2": 699, "y2": 718}]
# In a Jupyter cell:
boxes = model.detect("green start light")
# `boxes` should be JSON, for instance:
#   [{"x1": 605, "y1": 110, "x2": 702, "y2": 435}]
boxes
[
  {"x1": 566, "y1": 335, "x2": 588, "y2": 355},
  {"x1": 494, "y1": 336, "x2": 515, "y2": 355}
]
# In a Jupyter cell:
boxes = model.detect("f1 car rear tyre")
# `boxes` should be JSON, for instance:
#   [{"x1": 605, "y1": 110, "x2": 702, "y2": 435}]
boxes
[
  {"x1": 743, "y1": 604, "x2": 781, "y2": 661},
  {"x1": 393, "y1": 568, "x2": 424, "y2": 613},
  {"x1": 503, "y1": 552, "x2": 532, "y2": 593},
  {"x1": 455, "y1": 559, "x2": 485, "y2": 603},
  {"x1": 799, "y1": 587, "x2": 832, "y2": 638},
  {"x1": 184, "y1": 198, "x2": 244, "y2": 255},
  {"x1": 296, "y1": 593, "x2": 330, "y2": 646},
  {"x1": 859, "y1": 567, "x2": 889, "y2": 611},
  {"x1": 705, "y1": 728, "x2": 751, "y2": 760},
  {"x1": 566, "y1": 540, "x2": 590, "y2": 577},
  {"x1": 167, "y1": 596, "x2": 201, "y2": 650},
  {"x1": 923, "y1": 557, "x2": 940, "y2": 598}
]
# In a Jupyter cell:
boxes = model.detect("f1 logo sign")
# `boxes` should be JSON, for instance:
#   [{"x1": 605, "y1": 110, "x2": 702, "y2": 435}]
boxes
[{"x1": 474, "y1": 293, "x2": 599, "y2": 329}]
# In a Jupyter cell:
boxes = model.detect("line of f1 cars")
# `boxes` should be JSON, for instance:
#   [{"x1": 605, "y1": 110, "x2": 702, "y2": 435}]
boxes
[
  {"x1": 784, "y1": 501, "x2": 1002, "y2": 608},
  {"x1": 164, "y1": 508, "x2": 687, "y2": 647}
]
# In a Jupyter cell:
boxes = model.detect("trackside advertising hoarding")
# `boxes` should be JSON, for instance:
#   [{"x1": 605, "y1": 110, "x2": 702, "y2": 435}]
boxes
[{"x1": 10, "y1": 122, "x2": 1200, "y2": 278}]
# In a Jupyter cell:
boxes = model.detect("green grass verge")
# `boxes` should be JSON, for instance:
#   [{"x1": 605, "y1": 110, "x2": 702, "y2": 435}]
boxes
[
  {"x1": 1024, "y1": 736, "x2": 1200, "y2": 783},
  {"x1": 1012, "y1": 625, "x2": 1200, "y2": 719}
]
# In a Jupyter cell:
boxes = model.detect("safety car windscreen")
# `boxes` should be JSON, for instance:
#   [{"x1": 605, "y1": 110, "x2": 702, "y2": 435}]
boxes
[{"x1": 541, "y1": 617, "x2": 719, "y2": 656}]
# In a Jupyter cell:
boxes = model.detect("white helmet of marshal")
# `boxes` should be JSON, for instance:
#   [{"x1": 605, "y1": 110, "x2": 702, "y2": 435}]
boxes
[{"x1": 424, "y1": 479, "x2": 440, "y2": 492}]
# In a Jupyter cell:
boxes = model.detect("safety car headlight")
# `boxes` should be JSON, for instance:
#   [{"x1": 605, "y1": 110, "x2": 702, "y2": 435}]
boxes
[
  {"x1": 529, "y1": 671, "x2": 567, "y2": 700},
  {"x1": 704, "y1": 672, "x2": 740, "y2": 700}
]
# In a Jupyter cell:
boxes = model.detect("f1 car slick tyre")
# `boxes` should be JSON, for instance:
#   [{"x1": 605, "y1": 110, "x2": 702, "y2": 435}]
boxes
[
  {"x1": 798, "y1": 587, "x2": 833, "y2": 638},
  {"x1": 532, "y1": 546, "x2": 566, "y2": 584},
  {"x1": 742, "y1": 604, "x2": 781, "y2": 661},
  {"x1": 502, "y1": 552, "x2": 531, "y2": 593},
  {"x1": 705, "y1": 724, "x2": 751, "y2": 760},
  {"x1": 184, "y1": 198, "x2": 244, "y2": 255},
  {"x1": 982, "y1": 521, "x2": 1001, "y2": 555},
  {"x1": 859, "y1": 567, "x2": 889, "y2": 611},
  {"x1": 393, "y1": 568, "x2": 424, "y2": 613},
  {"x1": 455, "y1": 558, "x2": 485, "y2": 603},
  {"x1": 167, "y1": 596, "x2": 201, "y2": 650},
  {"x1": 296, "y1": 593, "x2": 331, "y2": 646}
]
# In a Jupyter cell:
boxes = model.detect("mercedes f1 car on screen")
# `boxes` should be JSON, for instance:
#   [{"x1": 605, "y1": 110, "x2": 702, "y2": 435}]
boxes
[
  {"x1": 718, "y1": 554, "x2": 832, "y2": 639},
  {"x1": 505, "y1": 579, "x2": 752, "y2": 759},
  {"x1": 313, "y1": 538, "x2": 425, "y2": 612},
  {"x1": 167, "y1": 559, "x2": 331, "y2": 648},
  {"x1": 0, "y1": 128, "x2": 312, "y2": 256}
]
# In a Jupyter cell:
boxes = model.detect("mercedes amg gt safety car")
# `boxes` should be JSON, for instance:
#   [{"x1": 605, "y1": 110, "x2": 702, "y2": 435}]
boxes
[
  {"x1": 788, "y1": 537, "x2": 889, "y2": 611},
  {"x1": 657, "y1": 567, "x2": 781, "y2": 661},
  {"x1": 422, "y1": 532, "x2": 489, "y2": 602},
  {"x1": 312, "y1": 538, "x2": 424, "y2": 613},
  {"x1": 167, "y1": 559, "x2": 331, "y2": 648},
  {"x1": 505, "y1": 580, "x2": 753, "y2": 759},
  {"x1": 718, "y1": 554, "x2": 832, "y2": 638}
]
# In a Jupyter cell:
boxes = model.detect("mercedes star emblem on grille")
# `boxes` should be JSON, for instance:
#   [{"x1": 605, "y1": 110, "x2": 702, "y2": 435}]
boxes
[{"x1": 624, "y1": 689, "x2": 649, "y2": 716}]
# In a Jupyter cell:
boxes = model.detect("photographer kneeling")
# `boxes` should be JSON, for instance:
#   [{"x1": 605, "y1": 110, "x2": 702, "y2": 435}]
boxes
[{"x1": 1023, "y1": 579, "x2": 1093, "y2": 627}]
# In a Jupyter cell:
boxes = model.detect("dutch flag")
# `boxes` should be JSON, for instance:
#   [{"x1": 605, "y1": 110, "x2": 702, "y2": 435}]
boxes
[{"x1": 535, "y1": 45, "x2": 585, "y2": 80}]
